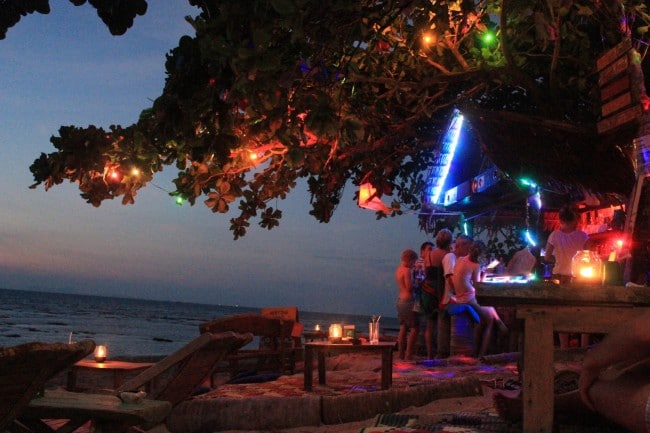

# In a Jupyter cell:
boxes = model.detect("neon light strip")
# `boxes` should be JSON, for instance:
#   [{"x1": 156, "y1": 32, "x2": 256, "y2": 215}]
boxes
[{"x1": 429, "y1": 110, "x2": 464, "y2": 205}]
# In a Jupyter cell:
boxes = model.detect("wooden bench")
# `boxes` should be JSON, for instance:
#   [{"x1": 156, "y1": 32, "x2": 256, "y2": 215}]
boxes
[{"x1": 21, "y1": 390, "x2": 171, "y2": 433}]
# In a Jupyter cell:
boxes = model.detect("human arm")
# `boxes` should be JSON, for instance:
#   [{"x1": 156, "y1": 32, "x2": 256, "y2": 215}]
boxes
[
  {"x1": 579, "y1": 311, "x2": 650, "y2": 410},
  {"x1": 544, "y1": 242, "x2": 554, "y2": 263}
]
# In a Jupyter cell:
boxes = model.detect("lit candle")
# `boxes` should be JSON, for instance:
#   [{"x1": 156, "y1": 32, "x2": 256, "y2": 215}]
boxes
[
  {"x1": 94, "y1": 345, "x2": 107, "y2": 363},
  {"x1": 329, "y1": 323, "x2": 342, "y2": 342},
  {"x1": 571, "y1": 250, "x2": 602, "y2": 282},
  {"x1": 314, "y1": 324, "x2": 320, "y2": 331}
]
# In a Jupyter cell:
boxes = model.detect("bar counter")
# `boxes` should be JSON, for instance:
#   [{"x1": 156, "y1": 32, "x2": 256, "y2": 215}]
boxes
[{"x1": 475, "y1": 280, "x2": 650, "y2": 433}]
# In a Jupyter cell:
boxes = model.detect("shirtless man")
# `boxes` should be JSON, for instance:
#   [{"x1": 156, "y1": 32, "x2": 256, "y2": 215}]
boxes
[
  {"x1": 395, "y1": 249, "x2": 419, "y2": 360},
  {"x1": 494, "y1": 311, "x2": 650, "y2": 433}
]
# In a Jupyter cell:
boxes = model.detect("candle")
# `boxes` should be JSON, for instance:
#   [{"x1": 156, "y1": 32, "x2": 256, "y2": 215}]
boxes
[
  {"x1": 94, "y1": 345, "x2": 107, "y2": 363},
  {"x1": 329, "y1": 323, "x2": 342, "y2": 342},
  {"x1": 571, "y1": 250, "x2": 602, "y2": 282},
  {"x1": 314, "y1": 324, "x2": 320, "y2": 331}
]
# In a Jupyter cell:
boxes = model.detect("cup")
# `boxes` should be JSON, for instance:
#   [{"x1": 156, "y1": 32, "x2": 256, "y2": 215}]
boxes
[{"x1": 369, "y1": 322, "x2": 379, "y2": 344}]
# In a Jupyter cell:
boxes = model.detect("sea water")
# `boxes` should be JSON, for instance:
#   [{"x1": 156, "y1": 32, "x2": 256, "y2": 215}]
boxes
[{"x1": 0, "y1": 288, "x2": 398, "y2": 357}]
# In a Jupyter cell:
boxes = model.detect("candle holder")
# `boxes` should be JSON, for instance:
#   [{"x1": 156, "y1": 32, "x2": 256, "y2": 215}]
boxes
[
  {"x1": 571, "y1": 250, "x2": 602, "y2": 283},
  {"x1": 328, "y1": 323, "x2": 342, "y2": 343},
  {"x1": 94, "y1": 345, "x2": 107, "y2": 363}
]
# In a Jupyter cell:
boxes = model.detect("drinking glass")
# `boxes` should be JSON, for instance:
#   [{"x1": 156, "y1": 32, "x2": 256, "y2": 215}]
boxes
[{"x1": 369, "y1": 322, "x2": 379, "y2": 344}]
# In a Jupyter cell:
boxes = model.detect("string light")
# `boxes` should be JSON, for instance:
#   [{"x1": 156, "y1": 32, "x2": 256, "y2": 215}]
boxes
[
  {"x1": 524, "y1": 229, "x2": 537, "y2": 247},
  {"x1": 481, "y1": 30, "x2": 496, "y2": 45}
]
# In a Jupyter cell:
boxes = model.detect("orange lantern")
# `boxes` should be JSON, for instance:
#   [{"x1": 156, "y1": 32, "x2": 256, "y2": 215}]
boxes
[{"x1": 358, "y1": 183, "x2": 390, "y2": 213}]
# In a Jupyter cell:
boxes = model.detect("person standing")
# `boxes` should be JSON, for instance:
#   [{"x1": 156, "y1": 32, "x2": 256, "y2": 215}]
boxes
[
  {"x1": 545, "y1": 205, "x2": 589, "y2": 281},
  {"x1": 545, "y1": 205, "x2": 589, "y2": 348},
  {"x1": 436, "y1": 234, "x2": 473, "y2": 358},
  {"x1": 395, "y1": 249, "x2": 420, "y2": 360},
  {"x1": 422, "y1": 229, "x2": 453, "y2": 359}
]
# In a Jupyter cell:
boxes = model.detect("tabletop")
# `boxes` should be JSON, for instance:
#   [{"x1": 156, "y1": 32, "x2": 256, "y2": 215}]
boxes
[
  {"x1": 73, "y1": 359, "x2": 155, "y2": 370},
  {"x1": 476, "y1": 281, "x2": 650, "y2": 307}
]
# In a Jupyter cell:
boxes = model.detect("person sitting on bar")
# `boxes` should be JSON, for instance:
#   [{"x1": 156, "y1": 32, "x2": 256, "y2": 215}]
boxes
[{"x1": 451, "y1": 240, "x2": 507, "y2": 357}]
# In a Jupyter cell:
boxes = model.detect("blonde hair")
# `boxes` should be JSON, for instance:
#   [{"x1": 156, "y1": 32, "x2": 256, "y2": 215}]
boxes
[
  {"x1": 435, "y1": 228, "x2": 453, "y2": 249},
  {"x1": 401, "y1": 249, "x2": 418, "y2": 262}
]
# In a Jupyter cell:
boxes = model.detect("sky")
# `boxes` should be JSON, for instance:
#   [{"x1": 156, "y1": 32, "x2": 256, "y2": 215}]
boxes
[{"x1": 0, "y1": 2, "x2": 431, "y2": 318}]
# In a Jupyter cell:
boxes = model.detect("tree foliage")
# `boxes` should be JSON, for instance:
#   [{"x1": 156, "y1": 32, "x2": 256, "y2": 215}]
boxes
[{"x1": 5, "y1": 0, "x2": 649, "y2": 238}]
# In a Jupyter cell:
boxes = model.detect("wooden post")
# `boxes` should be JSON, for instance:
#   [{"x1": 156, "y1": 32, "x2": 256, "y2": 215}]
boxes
[{"x1": 623, "y1": 47, "x2": 650, "y2": 284}]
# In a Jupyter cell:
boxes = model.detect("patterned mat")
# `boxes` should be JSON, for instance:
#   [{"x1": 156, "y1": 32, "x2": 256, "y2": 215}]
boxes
[
  {"x1": 359, "y1": 412, "x2": 630, "y2": 433},
  {"x1": 195, "y1": 354, "x2": 519, "y2": 400}
]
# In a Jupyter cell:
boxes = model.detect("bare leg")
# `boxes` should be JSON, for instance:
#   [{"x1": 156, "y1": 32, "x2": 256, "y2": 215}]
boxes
[
  {"x1": 398, "y1": 325, "x2": 407, "y2": 359},
  {"x1": 425, "y1": 318, "x2": 434, "y2": 359},
  {"x1": 589, "y1": 370, "x2": 650, "y2": 433},
  {"x1": 495, "y1": 370, "x2": 650, "y2": 433},
  {"x1": 472, "y1": 304, "x2": 495, "y2": 357},
  {"x1": 559, "y1": 332, "x2": 570, "y2": 348},
  {"x1": 406, "y1": 328, "x2": 419, "y2": 360},
  {"x1": 493, "y1": 389, "x2": 598, "y2": 424},
  {"x1": 436, "y1": 312, "x2": 450, "y2": 358}
]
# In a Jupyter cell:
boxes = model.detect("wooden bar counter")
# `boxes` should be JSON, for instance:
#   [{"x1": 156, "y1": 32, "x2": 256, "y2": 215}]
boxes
[{"x1": 476, "y1": 281, "x2": 650, "y2": 433}]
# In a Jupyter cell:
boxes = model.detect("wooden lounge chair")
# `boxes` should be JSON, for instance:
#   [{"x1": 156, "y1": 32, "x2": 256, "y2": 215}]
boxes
[
  {"x1": 199, "y1": 313, "x2": 299, "y2": 384},
  {"x1": 116, "y1": 330, "x2": 253, "y2": 406},
  {"x1": 0, "y1": 339, "x2": 95, "y2": 432},
  {"x1": 19, "y1": 332, "x2": 251, "y2": 433}
]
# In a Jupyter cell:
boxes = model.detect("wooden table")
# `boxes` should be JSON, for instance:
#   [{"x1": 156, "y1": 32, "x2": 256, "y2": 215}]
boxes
[
  {"x1": 302, "y1": 330, "x2": 329, "y2": 341},
  {"x1": 476, "y1": 281, "x2": 650, "y2": 433},
  {"x1": 303, "y1": 341, "x2": 394, "y2": 391},
  {"x1": 23, "y1": 389, "x2": 171, "y2": 433},
  {"x1": 67, "y1": 359, "x2": 154, "y2": 391}
]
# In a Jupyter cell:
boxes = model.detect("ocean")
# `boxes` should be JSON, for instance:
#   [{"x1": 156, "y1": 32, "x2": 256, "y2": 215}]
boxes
[{"x1": 0, "y1": 288, "x2": 398, "y2": 358}]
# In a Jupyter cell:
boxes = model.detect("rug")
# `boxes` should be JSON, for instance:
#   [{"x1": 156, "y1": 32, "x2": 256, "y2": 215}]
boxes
[
  {"x1": 358, "y1": 412, "x2": 631, "y2": 433},
  {"x1": 359, "y1": 413, "x2": 522, "y2": 433},
  {"x1": 197, "y1": 353, "x2": 519, "y2": 399}
]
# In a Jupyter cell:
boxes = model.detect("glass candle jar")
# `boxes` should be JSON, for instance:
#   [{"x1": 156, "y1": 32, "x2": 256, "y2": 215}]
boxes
[{"x1": 571, "y1": 250, "x2": 602, "y2": 282}]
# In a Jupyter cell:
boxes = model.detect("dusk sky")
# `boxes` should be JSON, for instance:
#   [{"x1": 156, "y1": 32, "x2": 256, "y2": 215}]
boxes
[{"x1": 0, "y1": 2, "x2": 430, "y2": 318}]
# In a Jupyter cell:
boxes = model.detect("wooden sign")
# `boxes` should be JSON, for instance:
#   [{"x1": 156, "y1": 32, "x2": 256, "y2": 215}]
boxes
[
  {"x1": 600, "y1": 75, "x2": 630, "y2": 102},
  {"x1": 601, "y1": 92, "x2": 632, "y2": 117},
  {"x1": 596, "y1": 39, "x2": 632, "y2": 72},
  {"x1": 598, "y1": 55, "x2": 629, "y2": 87},
  {"x1": 597, "y1": 104, "x2": 643, "y2": 134}
]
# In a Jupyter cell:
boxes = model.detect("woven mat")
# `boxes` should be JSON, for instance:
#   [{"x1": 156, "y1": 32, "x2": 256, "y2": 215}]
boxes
[
  {"x1": 358, "y1": 412, "x2": 630, "y2": 433},
  {"x1": 195, "y1": 354, "x2": 519, "y2": 400}
]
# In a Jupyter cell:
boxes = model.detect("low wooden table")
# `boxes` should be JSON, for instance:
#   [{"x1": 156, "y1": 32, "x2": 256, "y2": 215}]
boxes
[
  {"x1": 23, "y1": 389, "x2": 171, "y2": 433},
  {"x1": 476, "y1": 281, "x2": 650, "y2": 433},
  {"x1": 67, "y1": 359, "x2": 154, "y2": 391},
  {"x1": 303, "y1": 341, "x2": 394, "y2": 391}
]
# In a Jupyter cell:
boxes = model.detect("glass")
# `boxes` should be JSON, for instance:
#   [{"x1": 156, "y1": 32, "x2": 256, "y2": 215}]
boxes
[{"x1": 368, "y1": 322, "x2": 379, "y2": 344}]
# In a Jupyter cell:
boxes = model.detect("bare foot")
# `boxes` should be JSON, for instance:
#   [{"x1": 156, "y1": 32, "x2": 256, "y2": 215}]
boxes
[
  {"x1": 494, "y1": 388, "x2": 604, "y2": 426},
  {"x1": 493, "y1": 391, "x2": 522, "y2": 422}
]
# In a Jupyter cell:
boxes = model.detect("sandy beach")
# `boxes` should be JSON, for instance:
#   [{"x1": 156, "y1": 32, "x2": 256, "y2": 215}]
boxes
[{"x1": 45, "y1": 347, "x2": 628, "y2": 433}]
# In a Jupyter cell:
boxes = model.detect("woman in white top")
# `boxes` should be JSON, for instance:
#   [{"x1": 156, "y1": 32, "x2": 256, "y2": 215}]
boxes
[{"x1": 544, "y1": 205, "x2": 589, "y2": 348}]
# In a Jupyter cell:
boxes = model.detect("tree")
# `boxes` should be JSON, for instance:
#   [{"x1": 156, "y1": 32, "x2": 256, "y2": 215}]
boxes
[{"x1": 4, "y1": 0, "x2": 649, "y2": 239}]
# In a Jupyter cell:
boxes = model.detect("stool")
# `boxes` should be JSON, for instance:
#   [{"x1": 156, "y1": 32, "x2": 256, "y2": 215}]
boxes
[{"x1": 447, "y1": 304, "x2": 480, "y2": 356}]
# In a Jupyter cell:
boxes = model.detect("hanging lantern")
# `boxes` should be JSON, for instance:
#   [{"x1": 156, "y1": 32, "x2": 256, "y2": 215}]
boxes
[
  {"x1": 358, "y1": 183, "x2": 390, "y2": 213},
  {"x1": 571, "y1": 250, "x2": 602, "y2": 282}
]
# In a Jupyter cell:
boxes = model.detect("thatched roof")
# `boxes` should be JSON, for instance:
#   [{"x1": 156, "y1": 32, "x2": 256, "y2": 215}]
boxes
[{"x1": 460, "y1": 107, "x2": 637, "y2": 209}]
